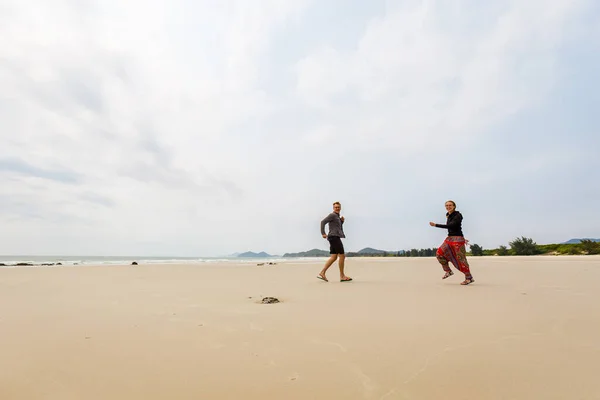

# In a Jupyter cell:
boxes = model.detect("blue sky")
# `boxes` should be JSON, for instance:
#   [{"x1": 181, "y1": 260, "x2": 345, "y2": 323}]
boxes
[{"x1": 0, "y1": 0, "x2": 598, "y2": 256}]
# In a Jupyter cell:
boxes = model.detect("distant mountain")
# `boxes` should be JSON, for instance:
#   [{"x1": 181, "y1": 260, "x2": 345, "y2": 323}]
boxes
[
  {"x1": 283, "y1": 248, "x2": 407, "y2": 257},
  {"x1": 283, "y1": 249, "x2": 329, "y2": 257},
  {"x1": 357, "y1": 247, "x2": 386, "y2": 254},
  {"x1": 237, "y1": 251, "x2": 272, "y2": 258},
  {"x1": 228, "y1": 252, "x2": 241, "y2": 257},
  {"x1": 562, "y1": 238, "x2": 600, "y2": 244}
]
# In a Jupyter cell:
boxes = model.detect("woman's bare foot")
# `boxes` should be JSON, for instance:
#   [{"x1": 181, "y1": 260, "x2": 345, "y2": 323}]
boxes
[
  {"x1": 340, "y1": 276, "x2": 352, "y2": 282},
  {"x1": 460, "y1": 278, "x2": 474, "y2": 285}
]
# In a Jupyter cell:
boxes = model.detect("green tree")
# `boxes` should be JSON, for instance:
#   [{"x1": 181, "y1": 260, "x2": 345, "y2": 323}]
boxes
[
  {"x1": 567, "y1": 245, "x2": 581, "y2": 255},
  {"x1": 580, "y1": 239, "x2": 600, "y2": 255},
  {"x1": 509, "y1": 237, "x2": 541, "y2": 255},
  {"x1": 497, "y1": 245, "x2": 509, "y2": 256},
  {"x1": 470, "y1": 244, "x2": 483, "y2": 256}
]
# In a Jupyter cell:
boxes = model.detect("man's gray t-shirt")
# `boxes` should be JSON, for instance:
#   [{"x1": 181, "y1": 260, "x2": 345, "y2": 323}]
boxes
[{"x1": 320, "y1": 212, "x2": 345, "y2": 238}]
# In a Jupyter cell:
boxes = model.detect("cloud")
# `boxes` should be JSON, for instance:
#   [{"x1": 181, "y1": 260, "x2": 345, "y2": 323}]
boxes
[
  {"x1": 294, "y1": 0, "x2": 589, "y2": 153},
  {"x1": 0, "y1": 0, "x2": 598, "y2": 256},
  {"x1": 0, "y1": 158, "x2": 81, "y2": 184}
]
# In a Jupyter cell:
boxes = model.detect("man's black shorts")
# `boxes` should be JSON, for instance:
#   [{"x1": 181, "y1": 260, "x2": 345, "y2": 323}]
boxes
[{"x1": 327, "y1": 236, "x2": 345, "y2": 255}]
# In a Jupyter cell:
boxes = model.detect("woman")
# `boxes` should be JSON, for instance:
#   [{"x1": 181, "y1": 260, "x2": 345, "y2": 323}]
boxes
[{"x1": 429, "y1": 200, "x2": 474, "y2": 285}]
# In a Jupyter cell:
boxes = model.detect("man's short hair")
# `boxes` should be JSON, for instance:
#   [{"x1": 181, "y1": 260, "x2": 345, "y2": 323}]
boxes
[{"x1": 333, "y1": 201, "x2": 341, "y2": 207}]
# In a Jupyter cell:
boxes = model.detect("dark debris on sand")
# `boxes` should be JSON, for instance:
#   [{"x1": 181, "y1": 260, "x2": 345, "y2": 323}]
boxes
[{"x1": 261, "y1": 297, "x2": 280, "y2": 304}]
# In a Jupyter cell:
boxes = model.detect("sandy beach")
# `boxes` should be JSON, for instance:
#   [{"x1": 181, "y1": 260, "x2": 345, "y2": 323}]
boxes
[{"x1": 1, "y1": 256, "x2": 599, "y2": 400}]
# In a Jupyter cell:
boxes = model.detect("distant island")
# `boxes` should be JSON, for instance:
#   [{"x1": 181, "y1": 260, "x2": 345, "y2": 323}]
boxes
[
  {"x1": 357, "y1": 247, "x2": 387, "y2": 255},
  {"x1": 282, "y1": 249, "x2": 329, "y2": 257},
  {"x1": 283, "y1": 247, "x2": 404, "y2": 257}
]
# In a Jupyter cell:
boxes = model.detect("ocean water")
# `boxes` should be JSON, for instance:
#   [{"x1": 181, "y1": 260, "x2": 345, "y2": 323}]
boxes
[{"x1": 0, "y1": 255, "x2": 309, "y2": 267}]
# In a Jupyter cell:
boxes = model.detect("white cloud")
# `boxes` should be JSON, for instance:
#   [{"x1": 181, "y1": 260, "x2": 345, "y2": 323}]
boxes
[
  {"x1": 0, "y1": 0, "x2": 597, "y2": 255},
  {"x1": 294, "y1": 0, "x2": 587, "y2": 152}
]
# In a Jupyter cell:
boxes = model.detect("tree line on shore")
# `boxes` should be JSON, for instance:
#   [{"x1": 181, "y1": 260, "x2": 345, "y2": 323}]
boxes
[
  {"x1": 401, "y1": 237, "x2": 600, "y2": 257},
  {"x1": 282, "y1": 238, "x2": 600, "y2": 258}
]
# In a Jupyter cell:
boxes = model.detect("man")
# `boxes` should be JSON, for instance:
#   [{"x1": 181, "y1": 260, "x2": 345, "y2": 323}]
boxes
[{"x1": 318, "y1": 201, "x2": 352, "y2": 282}]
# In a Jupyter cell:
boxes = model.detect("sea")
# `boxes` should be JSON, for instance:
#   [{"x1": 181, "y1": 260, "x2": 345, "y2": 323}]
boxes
[{"x1": 0, "y1": 255, "x2": 313, "y2": 267}]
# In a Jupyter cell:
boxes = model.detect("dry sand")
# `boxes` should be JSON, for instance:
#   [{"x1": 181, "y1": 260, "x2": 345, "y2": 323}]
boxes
[{"x1": 1, "y1": 256, "x2": 600, "y2": 400}]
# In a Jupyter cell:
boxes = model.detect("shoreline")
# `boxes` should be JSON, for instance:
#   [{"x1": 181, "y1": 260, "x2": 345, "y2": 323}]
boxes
[{"x1": 1, "y1": 253, "x2": 599, "y2": 269}]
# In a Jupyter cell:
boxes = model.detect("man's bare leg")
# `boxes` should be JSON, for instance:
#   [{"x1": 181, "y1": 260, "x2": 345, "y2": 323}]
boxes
[
  {"x1": 338, "y1": 254, "x2": 351, "y2": 281},
  {"x1": 318, "y1": 254, "x2": 338, "y2": 281}
]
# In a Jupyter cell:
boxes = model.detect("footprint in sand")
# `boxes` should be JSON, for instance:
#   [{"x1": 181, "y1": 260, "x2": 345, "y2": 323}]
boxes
[{"x1": 288, "y1": 373, "x2": 299, "y2": 381}]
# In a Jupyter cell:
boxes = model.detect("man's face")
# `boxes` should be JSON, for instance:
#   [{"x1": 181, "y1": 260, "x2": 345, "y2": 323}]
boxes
[{"x1": 333, "y1": 204, "x2": 341, "y2": 213}]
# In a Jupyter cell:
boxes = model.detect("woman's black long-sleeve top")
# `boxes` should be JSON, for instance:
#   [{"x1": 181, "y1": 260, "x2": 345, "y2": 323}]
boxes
[{"x1": 434, "y1": 211, "x2": 464, "y2": 237}]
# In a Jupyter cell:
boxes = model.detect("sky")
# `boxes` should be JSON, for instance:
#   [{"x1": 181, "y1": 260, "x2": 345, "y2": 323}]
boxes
[{"x1": 1, "y1": 0, "x2": 599, "y2": 257}]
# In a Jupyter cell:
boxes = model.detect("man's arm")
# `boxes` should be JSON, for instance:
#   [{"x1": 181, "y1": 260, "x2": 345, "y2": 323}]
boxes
[{"x1": 320, "y1": 213, "x2": 334, "y2": 236}]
